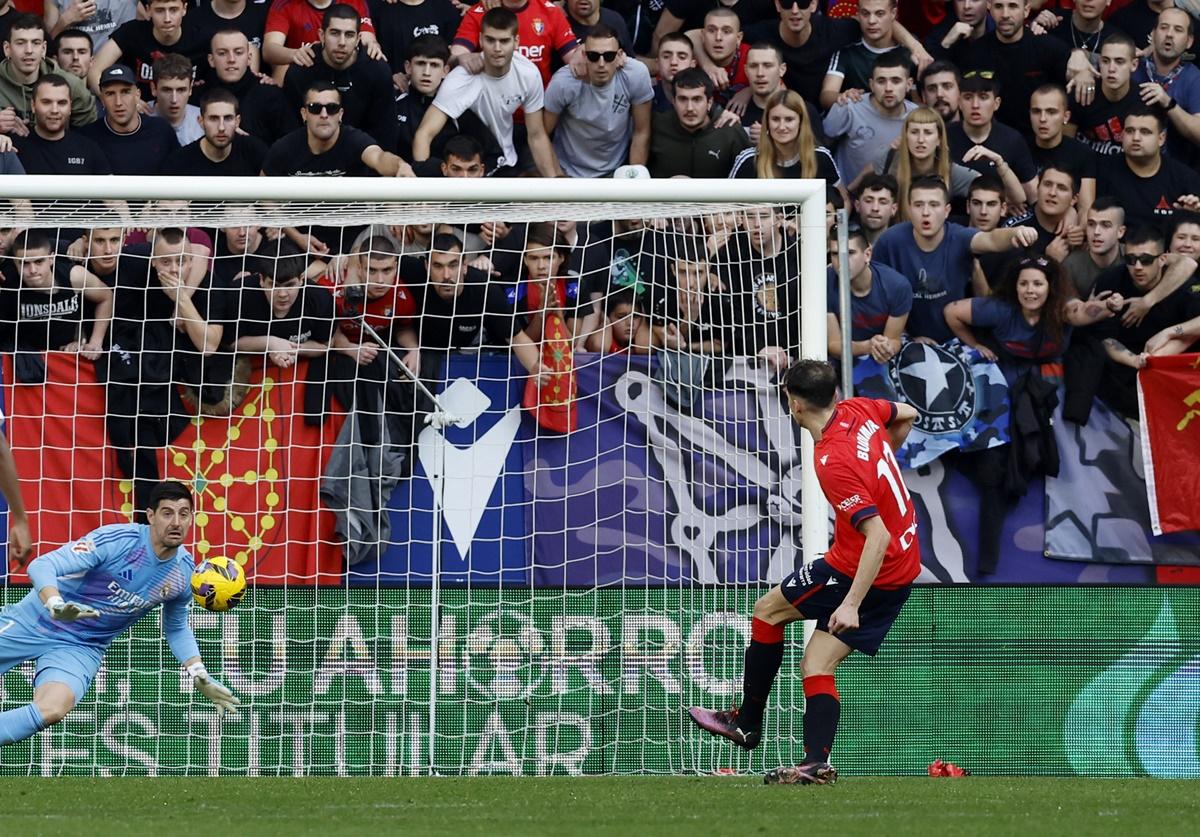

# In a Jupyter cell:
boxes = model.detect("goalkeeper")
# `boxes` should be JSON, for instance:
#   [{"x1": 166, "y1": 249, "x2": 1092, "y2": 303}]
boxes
[{"x1": 0, "y1": 481, "x2": 238, "y2": 745}]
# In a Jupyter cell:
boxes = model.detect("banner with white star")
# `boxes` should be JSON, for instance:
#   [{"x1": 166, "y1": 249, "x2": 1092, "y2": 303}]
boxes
[{"x1": 852, "y1": 340, "x2": 1012, "y2": 469}]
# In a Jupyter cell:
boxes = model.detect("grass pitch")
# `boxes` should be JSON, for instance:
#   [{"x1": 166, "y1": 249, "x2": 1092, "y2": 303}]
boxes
[{"x1": 1, "y1": 776, "x2": 1197, "y2": 836}]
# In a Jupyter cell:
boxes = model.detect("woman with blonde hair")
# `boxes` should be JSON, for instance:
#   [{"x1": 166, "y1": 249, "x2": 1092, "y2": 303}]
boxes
[
  {"x1": 729, "y1": 89, "x2": 840, "y2": 183},
  {"x1": 872, "y1": 107, "x2": 1021, "y2": 211}
]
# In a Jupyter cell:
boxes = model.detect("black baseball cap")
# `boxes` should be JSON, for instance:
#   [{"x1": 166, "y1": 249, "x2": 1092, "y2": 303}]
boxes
[{"x1": 99, "y1": 64, "x2": 137, "y2": 88}]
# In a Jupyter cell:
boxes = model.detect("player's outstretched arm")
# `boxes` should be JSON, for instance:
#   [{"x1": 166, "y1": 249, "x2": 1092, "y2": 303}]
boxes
[
  {"x1": 27, "y1": 545, "x2": 103, "y2": 621},
  {"x1": 163, "y1": 595, "x2": 240, "y2": 717},
  {"x1": 887, "y1": 402, "x2": 919, "y2": 452}
]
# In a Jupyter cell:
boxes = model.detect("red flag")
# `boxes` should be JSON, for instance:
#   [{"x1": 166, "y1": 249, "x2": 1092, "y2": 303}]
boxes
[
  {"x1": 1137, "y1": 353, "x2": 1200, "y2": 535},
  {"x1": 520, "y1": 279, "x2": 578, "y2": 434}
]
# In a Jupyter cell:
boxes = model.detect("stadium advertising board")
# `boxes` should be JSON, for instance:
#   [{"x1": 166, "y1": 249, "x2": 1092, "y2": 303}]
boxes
[{"x1": 1, "y1": 588, "x2": 1197, "y2": 777}]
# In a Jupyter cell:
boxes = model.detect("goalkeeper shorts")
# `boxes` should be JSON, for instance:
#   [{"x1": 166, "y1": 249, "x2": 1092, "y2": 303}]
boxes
[{"x1": 0, "y1": 617, "x2": 104, "y2": 702}]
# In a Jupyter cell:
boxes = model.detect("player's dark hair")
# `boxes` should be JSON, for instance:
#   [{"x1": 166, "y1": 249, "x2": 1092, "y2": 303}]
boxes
[
  {"x1": 1031, "y1": 82, "x2": 1069, "y2": 108},
  {"x1": 432, "y1": 232, "x2": 464, "y2": 253},
  {"x1": 406, "y1": 33, "x2": 450, "y2": 63},
  {"x1": 1124, "y1": 102, "x2": 1167, "y2": 133},
  {"x1": 323, "y1": 3, "x2": 361, "y2": 31},
  {"x1": 967, "y1": 172, "x2": 1005, "y2": 200},
  {"x1": 673, "y1": 67, "x2": 715, "y2": 99},
  {"x1": 356, "y1": 235, "x2": 399, "y2": 258},
  {"x1": 443, "y1": 133, "x2": 483, "y2": 163},
  {"x1": 1124, "y1": 224, "x2": 1165, "y2": 251},
  {"x1": 908, "y1": 175, "x2": 950, "y2": 203},
  {"x1": 200, "y1": 86, "x2": 240, "y2": 115},
  {"x1": 605, "y1": 286, "x2": 641, "y2": 315},
  {"x1": 155, "y1": 227, "x2": 187, "y2": 246},
  {"x1": 153, "y1": 52, "x2": 193, "y2": 82},
  {"x1": 856, "y1": 172, "x2": 899, "y2": 200},
  {"x1": 585, "y1": 24, "x2": 622, "y2": 44},
  {"x1": 826, "y1": 185, "x2": 844, "y2": 211},
  {"x1": 524, "y1": 222, "x2": 572, "y2": 268},
  {"x1": 33, "y1": 74, "x2": 71, "y2": 97},
  {"x1": 919, "y1": 59, "x2": 961, "y2": 88},
  {"x1": 1088, "y1": 196, "x2": 1124, "y2": 224},
  {"x1": 53, "y1": 28, "x2": 93, "y2": 52},
  {"x1": 481, "y1": 7, "x2": 519, "y2": 35},
  {"x1": 147, "y1": 480, "x2": 193, "y2": 512},
  {"x1": 783, "y1": 359, "x2": 839, "y2": 409},
  {"x1": 746, "y1": 41, "x2": 784, "y2": 64},
  {"x1": 6, "y1": 13, "x2": 47, "y2": 43},
  {"x1": 658, "y1": 31, "x2": 694, "y2": 54},
  {"x1": 871, "y1": 50, "x2": 913, "y2": 80},
  {"x1": 12, "y1": 229, "x2": 53, "y2": 256},
  {"x1": 1039, "y1": 163, "x2": 1079, "y2": 195},
  {"x1": 304, "y1": 80, "x2": 340, "y2": 102},
  {"x1": 249, "y1": 239, "x2": 307, "y2": 283},
  {"x1": 838, "y1": 224, "x2": 870, "y2": 250},
  {"x1": 1099, "y1": 31, "x2": 1137, "y2": 57}
]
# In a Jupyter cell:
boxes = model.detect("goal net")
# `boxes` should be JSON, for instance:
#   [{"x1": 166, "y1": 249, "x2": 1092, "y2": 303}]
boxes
[{"x1": 0, "y1": 177, "x2": 828, "y2": 776}]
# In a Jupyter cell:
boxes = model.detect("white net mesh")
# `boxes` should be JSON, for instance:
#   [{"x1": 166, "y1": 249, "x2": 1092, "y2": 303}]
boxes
[{"x1": 0, "y1": 189, "x2": 826, "y2": 776}]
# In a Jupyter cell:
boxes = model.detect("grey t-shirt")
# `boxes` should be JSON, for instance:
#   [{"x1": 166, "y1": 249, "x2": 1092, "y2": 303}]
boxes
[
  {"x1": 543, "y1": 61, "x2": 654, "y2": 179},
  {"x1": 49, "y1": 0, "x2": 137, "y2": 50},
  {"x1": 822, "y1": 96, "x2": 917, "y2": 188},
  {"x1": 873, "y1": 150, "x2": 980, "y2": 198}
]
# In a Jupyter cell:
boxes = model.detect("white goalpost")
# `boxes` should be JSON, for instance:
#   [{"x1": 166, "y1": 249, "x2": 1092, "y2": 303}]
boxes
[{"x1": 0, "y1": 176, "x2": 828, "y2": 776}]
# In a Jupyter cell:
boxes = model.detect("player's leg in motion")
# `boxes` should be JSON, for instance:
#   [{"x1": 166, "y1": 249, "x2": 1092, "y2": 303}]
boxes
[
  {"x1": 687, "y1": 586, "x2": 803, "y2": 749},
  {"x1": 0, "y1": 680, "x2": 76, "y2": 745}
]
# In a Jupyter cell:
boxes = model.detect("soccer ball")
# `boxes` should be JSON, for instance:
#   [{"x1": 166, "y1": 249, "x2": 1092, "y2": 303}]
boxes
[{"x1": 191, "y1": 556, "x2": 247, "y2": 612}]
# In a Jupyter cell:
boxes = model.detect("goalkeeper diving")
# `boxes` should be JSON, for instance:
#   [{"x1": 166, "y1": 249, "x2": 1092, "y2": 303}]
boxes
[{"x1": 0, "y1": 481, "x2": 238, "y2": 746}]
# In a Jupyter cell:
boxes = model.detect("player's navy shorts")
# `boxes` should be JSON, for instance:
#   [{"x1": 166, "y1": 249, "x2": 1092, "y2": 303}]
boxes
[{"x1": 777, "y1": 558, "x2": 911, "y2": 656}]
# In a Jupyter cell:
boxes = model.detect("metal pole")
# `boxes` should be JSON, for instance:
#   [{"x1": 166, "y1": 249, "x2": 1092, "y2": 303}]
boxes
[{"x1": 836, "y1": 208, "x2": 854, "y2": 398}]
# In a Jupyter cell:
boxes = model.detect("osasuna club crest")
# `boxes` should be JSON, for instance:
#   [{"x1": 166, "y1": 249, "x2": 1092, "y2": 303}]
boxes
[{"x1": 887, "y1": 342, "x2": 975, "y2": 433}]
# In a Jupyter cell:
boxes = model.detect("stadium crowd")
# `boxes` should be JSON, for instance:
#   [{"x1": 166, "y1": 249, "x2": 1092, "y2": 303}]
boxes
[{"x1": 0, "y1": 0, "x2": 1198, "y2": 530}]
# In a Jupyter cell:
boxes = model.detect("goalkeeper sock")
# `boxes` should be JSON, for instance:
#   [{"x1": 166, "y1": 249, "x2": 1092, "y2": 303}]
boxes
[
  {"x1": 0, "y1": 703, "x2": 46, "y2": 745},
  {"x1": 802, "y1": 675, "x2": 841, "y2": 763},
  {"x1": 737, "y1": 619, "x2": 785, "y2": 730}
]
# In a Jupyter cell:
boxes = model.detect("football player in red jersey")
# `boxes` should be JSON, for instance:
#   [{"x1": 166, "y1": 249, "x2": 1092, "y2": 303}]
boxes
[{"x1": 689, "y1": 359, "x2": 921, "y2": 786}]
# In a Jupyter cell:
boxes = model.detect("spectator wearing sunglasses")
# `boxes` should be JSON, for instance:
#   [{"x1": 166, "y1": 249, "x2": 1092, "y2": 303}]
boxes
[
  {"x1": 543, "y1": 25, "x2": 653, "y2": 179},
  {"x1": 1078, "y1": 224, "x2": 1200, "y2": 418}
]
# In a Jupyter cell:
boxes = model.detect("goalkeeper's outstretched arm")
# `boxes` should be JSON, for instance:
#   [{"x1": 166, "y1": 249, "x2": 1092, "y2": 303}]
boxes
[{"x1": 163, "y1": 594, "x2": 240, "y2": 716}]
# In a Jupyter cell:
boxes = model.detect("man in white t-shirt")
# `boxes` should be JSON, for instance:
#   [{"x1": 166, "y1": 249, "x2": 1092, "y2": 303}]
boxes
[
  {"x1": 543, "y1": 24, "x2": 652, "y2": 178},
  {"x1": 411, "y1": 6, "x2": 561, "y2": 177}
]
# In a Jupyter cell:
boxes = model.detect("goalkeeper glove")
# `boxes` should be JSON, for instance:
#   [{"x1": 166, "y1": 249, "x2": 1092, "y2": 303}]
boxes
[
  {"x1": 46, "y1": 595, "x2": 100, "y2": 621},
  {"x1": 187, "y1": 662, "x2": 241, "y2": 717}
]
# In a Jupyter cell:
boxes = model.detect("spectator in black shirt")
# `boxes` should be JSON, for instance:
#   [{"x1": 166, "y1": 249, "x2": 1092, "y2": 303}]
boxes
[
  {"x1": 1108, "y1": 0, "x2": 1173, "y2": 51},
  {"x1": 161, "y1": 87, "x2": 268, "y2": 176},
  {"x1": 233, "y1": 241, "x2": 336, "y2": 369},
  {"x1": 741, "y1": 1, "x2": 860, "y2": 105},
  {"x1": 566, "y1": 0, "x2": 634, "y2": 55},
  {"x1": 90, "y1": 0, "x2": 209, "y2": 100},
  {"x1": 396, "y1": 232, "x2": 495, "y2": 356},
  {"x1": 1042, "y1": 0, "x2": 1116, "y2": 64},
  {"x1": 1099, "y1": 105, "x2": 1200, "y2": 229},
  {"x1": 207, "y1": 29, "x2": 297, "y2": 145},
  {"x1": 927, "y1": 0, "x2": 989, "y2": 56},
  {"x1": 1001, "y1": 164, "x2": 1083, "y2": 264},
  {"x1": 81, "y1": 63, "x2": 179, "y2": 174},
  {"x1": 369, "y1": 0, "x2": 460, "y2": 81},
  {"x1": 52, "y1": 29, "x2": 93, "y2": 81},
  {"x1": 1029, "y1": 83, "x2": 1098, "y2": 219},
  {"x1": 13, "y1": 74, "x2": 111, "y2": 173},
  {"x1": 191, "y1": 0, "x2": 268, "y2": 54},
  {"x1": 948, "y1": 71, "x2": 1037, "y2": 208},
  {"x1": 282, "y1": 4, "x2": 398, "y2": 152},
  {"x1": 0, "y1": 228, "x2": 112, "y2": 357},
  {"x1": 1071, "y1": 33, "x2": 1140, "y2": 158}
]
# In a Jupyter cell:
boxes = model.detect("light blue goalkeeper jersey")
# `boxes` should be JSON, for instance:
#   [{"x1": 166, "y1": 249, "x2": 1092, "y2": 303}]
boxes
[{"x1": 8, "y1": 523, "x2": 200, "y2": 662}]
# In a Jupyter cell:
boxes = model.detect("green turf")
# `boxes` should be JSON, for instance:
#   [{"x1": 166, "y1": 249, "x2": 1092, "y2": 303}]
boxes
[{"x1": 2, "y1": 777, "x2": 1199, "y2": 837}]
